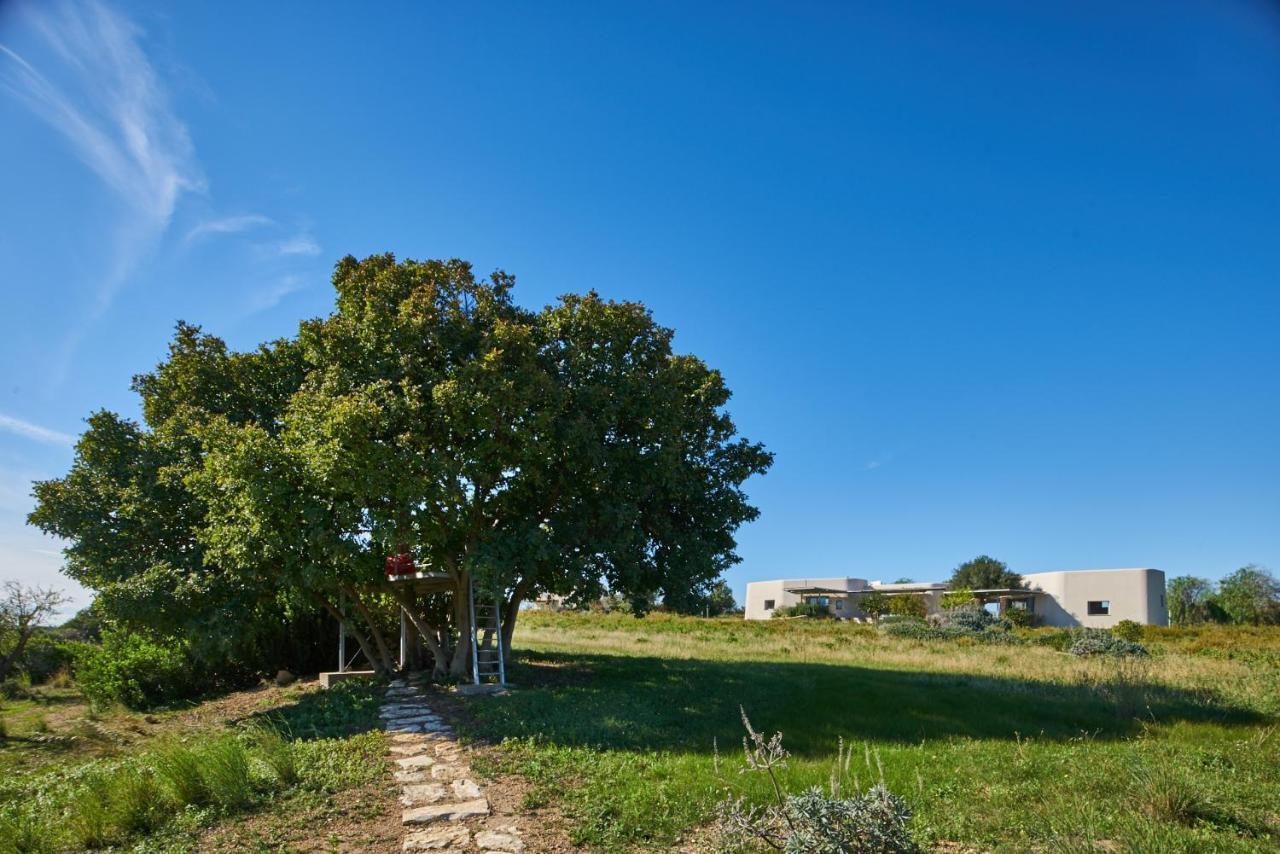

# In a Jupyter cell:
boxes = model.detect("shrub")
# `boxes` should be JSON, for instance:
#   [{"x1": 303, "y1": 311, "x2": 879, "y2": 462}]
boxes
[
  {"x1": 715, "y1": 710, "x2": 917, "y2": 853},
  {"x1": 1000, "y1": 607, "x2": 1035, "y2": 628},
  {"x1": 885, "y1": 595, "x2": 927, "y2": 619},
  {"x1": 73, "y1": 629, "x2": 199, "y2": 711},
  {"x1": 1069, "y1": 628, "x2": 1148, "y2": 658},
  {"x1": 1112, "y1": 620, "x2": 1144, "y2": 642},
  {"x1": 946, "y1": 605, "x2": 996, "y2": 632},
  {"x1": 775, "y1": 602, "x2": 831, "y2": 619},
  {"x1": 881, "y1": 619, "x2": 936, "y2": 640}
]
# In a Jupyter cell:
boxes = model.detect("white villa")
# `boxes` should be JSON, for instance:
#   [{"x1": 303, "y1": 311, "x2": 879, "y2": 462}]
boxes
[{"x1": 744, "y1": 568, "x2": 1168, "y2": 627}]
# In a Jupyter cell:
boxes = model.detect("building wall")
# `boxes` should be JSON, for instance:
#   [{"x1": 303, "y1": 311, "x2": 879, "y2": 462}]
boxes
[
  {"x1": 745, "y1": 569, "x2": 1169, "y2": 626},
  {"x1": 1022, "y1": 568, "x2": 1167, "y2": 627},
  {"x1": 744, "y1": 577, "x2": 867, "y2": 620}
]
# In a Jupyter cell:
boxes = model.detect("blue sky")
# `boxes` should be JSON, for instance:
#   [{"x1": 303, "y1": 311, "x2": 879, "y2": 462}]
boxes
[{"x1": 2, "y1": 1, "x2": 1278, "y2": 614}]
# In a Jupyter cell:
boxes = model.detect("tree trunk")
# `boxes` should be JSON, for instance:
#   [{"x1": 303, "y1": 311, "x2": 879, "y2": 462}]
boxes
[
  {"x1": 447, "y1": 572, "x2": 472, "y2": 678},
  {"x1": 344, "y1": 586, "x2": 398, "y2": 673},
  {"x1": 315, "y1": 594, "x2": 388, "y2": 675},
  {"x1": 500, "y1": 578, "x2": 533, "y2": 662},
  {"x1": 0, "y1": 626, "x2": 34, "y2": 682}
]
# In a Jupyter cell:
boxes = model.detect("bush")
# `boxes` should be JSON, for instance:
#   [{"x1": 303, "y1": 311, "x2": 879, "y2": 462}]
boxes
[
  {"x1": 1069, "y1": 628, "x2": 1149, "y2": 658},
  {"x1": 940, "y1": 588, "x2": 975, "y2": 610},
  {"x1": 946, "y1": 605, "x2": 996, "y2": 632},
  {"x1": 1112, "y1": 619, "x2": 1144, "y2": 642},
  {"x1": 857, "y1": 591, "x2": 889, "y2": 617},
  {"x1": 1001, "y1": 607, "x2": 1035, "y2": 628},
  {"x1": 774, "y1": 602, "x2": 831, "y2": 619},
  {"x1": 885, "y1": 595, "x2": 927, "y2": 619},
  {"x1": 715, "y1": 711, "x2": 917, "y2": 853},
  {"x1": 73, "y1": 629, "x2": 199, "y2": 710}
]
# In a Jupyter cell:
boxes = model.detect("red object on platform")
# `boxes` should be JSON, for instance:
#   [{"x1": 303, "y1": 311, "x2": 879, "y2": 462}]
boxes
[{"x1": 384, "y1": 552, "x2": 417, "y2": 577}]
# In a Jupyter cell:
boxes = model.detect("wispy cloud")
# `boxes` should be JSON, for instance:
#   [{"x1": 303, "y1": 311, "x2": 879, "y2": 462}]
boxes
[
  {"x1": 186, "y1": 213, "x2": 274, "y2": 243},
  {"x1": 247, "y1": 274, "x2": 309, "y2": 314},
  {"x1": 273, "y1": 234, "x2": 322, "y2": 257},
  {"x1": 0, "y1": 413, "x2": 75, "y2": 447},
  {"x1": 0, "y1": 0, "x2": 203, "y2": 384},
  {"x1": 863, "y1": 454, "x2": 894, "y2": 472}
]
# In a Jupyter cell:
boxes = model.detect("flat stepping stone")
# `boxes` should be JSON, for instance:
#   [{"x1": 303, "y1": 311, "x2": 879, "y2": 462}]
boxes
[
  {"x1": 451, "y1": 779, "x2": 483, "y2": 799},
  {"x1": 400, "y1": 782, "x2": 449, "y2": 806},
  {"x1": 475, "y1": 829, "x2": 524, "y2": 853},
  {"x1": 386, "y1": 722, "x2": 428, "y2": 734},
  {"x1": 402, "y1": 798, "x2": 490, "y2": 825},
  {"x1": 396, "y1": 754, "x2": 437, "y2": 770},
  {"x1": 395, "y1": 770, "x2": 430, "y2": 784},
  {"x1": 429, "y1": 764, "x2": 466, "y2": 781},
  {"x1": 390, "y1": 743, "x2": 431, "y2": 756},
  {"x1": 403, "y1": 826, "x2": 471, "y2": 850},
  {"x1": 392, "y1": 732, "x2": 429, "y2": 744},
  {"x1": 380, "y1": 705, "x2": 434, "y2": 717}
]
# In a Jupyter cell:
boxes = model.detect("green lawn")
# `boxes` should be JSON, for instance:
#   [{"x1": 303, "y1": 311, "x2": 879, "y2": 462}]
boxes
[{"x1": 461, "y1": 612, "x2": 1280, "y2": 852}]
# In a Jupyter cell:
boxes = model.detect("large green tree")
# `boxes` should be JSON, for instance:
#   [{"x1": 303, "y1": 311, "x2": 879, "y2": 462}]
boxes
[
  {"x1": 40, "y1": 254, "x2": 771, "y2": 680},
  {"x1": 28, "y1": 325, "x2": 324, "y2": 673},
  {"x1": 948, "y1": 555, "x2": 1023, "y2": 590},
  {"x1": 1216, "y1": 565, "x2": 1280, "y2": 626}
]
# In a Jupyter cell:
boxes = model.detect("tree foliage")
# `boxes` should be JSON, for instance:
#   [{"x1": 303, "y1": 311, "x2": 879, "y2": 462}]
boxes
[
  {"x1": 31, "y1": 254, "x2": 771, "y2": 679},
  {"x1": 1166, "y1": 575, "x2": 1215, "y2": 625},
  {"x1": 0, "y1": 581, "x2": 70, "y2": 682},
  {"x1": 948, "y1": 555, "x2": 1023, "y2": 591},
  {"x1": 1215, "y1": 565, "x2": 1280, "y2": 626}
]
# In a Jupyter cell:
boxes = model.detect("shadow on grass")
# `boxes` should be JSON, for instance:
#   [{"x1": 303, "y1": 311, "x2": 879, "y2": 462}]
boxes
[
  {"x1": 461, "y1": 650, "x2": 1269, "y2": 756},
  {"x1": 246, "y1": 681, "x2": 385, "y2": 741}
]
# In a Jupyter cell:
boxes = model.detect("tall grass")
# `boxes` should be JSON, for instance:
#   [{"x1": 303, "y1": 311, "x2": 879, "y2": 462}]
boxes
[
  {"x1": 250, "y1": 721, "x2": 299, "y2": 785},
  {"x1": 200, "y1": 736, "x2": 254, "y2": 810},
  {"x1": 153, "y1": 741, "x2": 211, "y2": 807},
  {"x1": 0, "y1": 681, "x2": 387, "y2": 851}
]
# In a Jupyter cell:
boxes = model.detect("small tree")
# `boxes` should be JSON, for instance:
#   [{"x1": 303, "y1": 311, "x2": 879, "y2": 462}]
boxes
[
  {"x1": 705, "y1": 581, "x2": 739, "y2": 617},
  {"x1": 885, "y1": 595, "x2": 927, "y2": 619},
  {"x1": 1216, "y1": 565, "x2": 1280, "y2": 626},
  {"x1": 857, "y1": 591, "x2": 888, "y2": 618},
  {"x1": 949, "y1": 556, "x2": 1023, "y2": 591},
  {"x1": 0, "y1": 582, "x2": 70, "y2": 682},
  {"x1": 1166, "y1": 575, "x2": 1214, "y2": 625},
  {"x1": 940, "y1": 588, "x2": 975, "y2": 609}
]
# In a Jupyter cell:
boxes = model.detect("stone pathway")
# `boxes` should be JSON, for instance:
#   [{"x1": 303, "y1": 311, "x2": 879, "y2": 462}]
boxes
[{"x1": 382, "y1": 680, "x2": 525, "y2": 853}]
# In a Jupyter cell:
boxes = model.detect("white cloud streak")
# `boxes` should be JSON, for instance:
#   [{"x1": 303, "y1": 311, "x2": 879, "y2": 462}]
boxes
[
  {"x1": 0, "y1": 0, "x2": 203, "y2": 384},
  {"x1": 0, "y1": 413, "x2": 75, "y2": 447},
  {"x1": 246, "y1": 274, "x2": 309, "y2": 314},
  {"x1": 186, "y1": 213, "x2": 274, "y2": 243},
  {"x1": 273, "y1": 234, "x2": 322, "y2": 257}
]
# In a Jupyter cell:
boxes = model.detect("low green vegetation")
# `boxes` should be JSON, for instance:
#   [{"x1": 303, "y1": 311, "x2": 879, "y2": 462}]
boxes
[
  {"x1": 461, "y1": 611, "x2": 1279, "y2": 852},
  {"x1": 0, "y1": 681, "x2": 387, "y2": 852}
]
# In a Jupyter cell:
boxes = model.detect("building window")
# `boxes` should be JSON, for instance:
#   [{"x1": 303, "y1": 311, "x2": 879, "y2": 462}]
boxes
[
  {"x1": 764, "y1": 599, "x2": 775, "y2": 610},
  {"x1": 1087, "y1": 600, "x2": 1110, "y2": 616},
  {"x1": 835, "y1": 600, "x2": 843, "y2": 610},
  {"x1": 805, "y1": 596, "x2": 830, "y2": 607}
]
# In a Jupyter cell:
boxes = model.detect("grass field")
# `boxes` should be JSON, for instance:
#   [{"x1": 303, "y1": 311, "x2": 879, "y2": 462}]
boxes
[
  {"x1": 461, "y1": 611, "x2": 1280, "y2": 852},
  {"x1": 0, "y1": 680, "x2": 397, "y2": 853}
]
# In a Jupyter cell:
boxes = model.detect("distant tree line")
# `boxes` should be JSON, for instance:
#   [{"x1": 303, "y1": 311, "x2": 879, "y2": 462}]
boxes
[{"x1": 1167, "y1": 566, "x2": 1279, "y2": 626}]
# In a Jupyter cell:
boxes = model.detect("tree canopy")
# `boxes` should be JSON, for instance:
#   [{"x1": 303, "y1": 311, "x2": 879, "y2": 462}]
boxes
[
  {"x1": 1216, "y1": 565, "x2": 1280, "y2": 626},
  {"x1": 948, "y1": 555, "x2": 1023, "y2": 591},
  {"x1": 31, "y1": 254, "x2": 772, "y2": 679}
]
